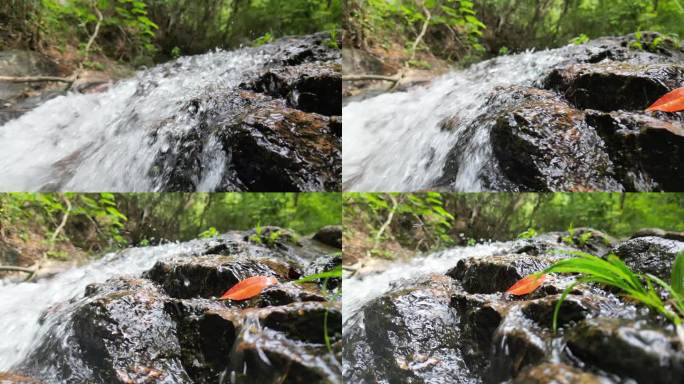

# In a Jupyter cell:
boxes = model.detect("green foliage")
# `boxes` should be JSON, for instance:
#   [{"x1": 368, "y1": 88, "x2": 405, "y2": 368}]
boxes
[
  {"x1": 569, "y1": 33, "x2": 589, "y2": 45},
  {"x1": 345, "y1": 192, "x2": 455, "y2": 253},
  {"x1": 0, "y1": 193, "x2": 127, "y2": 251},
  {"x1": 346, "y1": 0, "x2": 486, "y2": 62},
  {"x1": 517, "y1": 228, "x2": 538, "y2": 239},
  {"x1": 673, "y1": 252, "x2": 684, "y2": 297},
  {"x1": 6, "y1": 1, "x2": 339, "y2": 65},
  {"x1": 1, "y1": 192, "x2": 340, "y2": 261},
  {"x1": 541, "y1": 250, "x2": 684, "y2": 345},
  {"x1": 476, "y1": 0, "x2": 684, "y2": 55},
  {"x1": 38, "y1": 0, "x2": 158, "y2": 64},
  {"x1": 252, "y1": 32, "x2": 273, "y2": 47},
  {"x1": 345, "y1": 193, "x2": 684, "y2": 256},
  {"x1": 294, "y1": 265, "x2": 343, "y2": 284},
  {"x1": 198, "y1": 227, "x2": 219, "y2": 239}
]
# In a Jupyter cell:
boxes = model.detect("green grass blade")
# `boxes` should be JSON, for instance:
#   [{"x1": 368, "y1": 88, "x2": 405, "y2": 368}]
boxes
[
  {"x1": 672, "y1": 251, "x2": 684, "y2": 296},
  {"x1": 648, "y1": 273, "x2": 684, "y2": 319},
  {"x1": 295, "y1": 265, "x2": 342, "y2": 284},
  {"x1": 552, "y1": 279, "x2": 582, "y2": 334}
]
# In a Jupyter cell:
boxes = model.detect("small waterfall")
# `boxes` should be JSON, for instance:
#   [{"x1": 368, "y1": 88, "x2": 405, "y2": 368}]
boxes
[
  {"x1": 342, "y1": 49, "x2": 571, "y2": 192},
  {"x1": 0, "y1": 35, "x2": 336, "y2": 192},
  {"x1": 0, "y1": 237, "x2": 228, "y2": 371}
]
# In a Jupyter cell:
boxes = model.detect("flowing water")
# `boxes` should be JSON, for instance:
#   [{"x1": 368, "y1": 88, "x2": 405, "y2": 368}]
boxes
[
  {"x1": 0, "y1": 236, "x2": 229, "y2": 371},
  {"x1": 0, "y1": 46, "x2": 276, "y2": 192},
  {"x1": 342, "y1": 241, "x2": 514, "y2": 326},
  {"x1": 342, "y1": 49, "x2": 571, "y2": 192}
]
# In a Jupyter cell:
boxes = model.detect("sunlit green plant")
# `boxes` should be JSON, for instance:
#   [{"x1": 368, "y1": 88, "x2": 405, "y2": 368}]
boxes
[
  {"x1": 295, "y1": 264, "x2": 342, "y2": 352},
  {"x1": 515, "y1": 250, "x2": 684, "y2": 346},
  {"x1": 517, "y1": 228, "x2": 538, "y2": 239}
]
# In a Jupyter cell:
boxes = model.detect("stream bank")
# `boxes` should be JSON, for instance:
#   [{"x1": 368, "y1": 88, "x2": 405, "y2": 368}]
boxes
[{"x1": 343, "y1": 228, "x2": 684, "y2": 383}]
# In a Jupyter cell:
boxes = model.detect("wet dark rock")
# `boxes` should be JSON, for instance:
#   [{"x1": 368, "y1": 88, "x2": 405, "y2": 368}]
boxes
[
  {"x1": 611, "y1": 236, "x2": 684, "y2": 280},
  {"x1": 17, "y1": 228, "x2": 340, "y2": 383},
  {"x1": 225, "y1": 93, "x2": 341, "y2": 191},
  {"x1": 447, "y1": 254, "x2": 562, "y2": 294},
  {"x1": 567, "y1": 318, "x2": 684, "y2": 384},
  {"x1": 585, "y1": 110, "x2": 683, "y2": 191},
  {"x1": 200, "y1": 301, "x2": 342, "y2": 384},
  {"x1": 544, "y1": 62, "x2": 684, "y2": 112},
  {"x1": 345, "y1": 231, "x2": 679, "y2": 384},
  {"x1": 245, "y1": 62, "x2": 341, "y2": 116},
  {"x1": 438, "y1": 32, "x2": 684, "y2": 192},
  {"x1": 256, "y1": 283, "x2": 326, "y2": 307},
  {"x1": 145, "y1": 254, "x2": 288, "y2": 299},
  {"x1": 313, "y1": 225, "x2": 342, "y2": 248},
  {"x1": 146, "y1": 34, "x2": 341, "y2": 192},
  {"x1": 360, "y1": 275, "x2": 477, "y2": 383},
  {"x1": 631, "y1": 228, "x2": 684, "y2": 242},
  {"x1": 302, "y1": 253, "x2": 342, "y2": 291},
  {"x1": 489, "y1": 86, "x2": 622, "y2": 191}
]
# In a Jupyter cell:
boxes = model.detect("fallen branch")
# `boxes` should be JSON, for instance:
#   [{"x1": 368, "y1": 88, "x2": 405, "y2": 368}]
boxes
[
  {"x1": 0, "y1": 75, "x2": 75, "y2": 84},
  {"x1": 343, "y1": 74, "x2": 400, "y2": 82},
  {"x1": 0, "y1": 266, "x2": 34, "y2": 274}
]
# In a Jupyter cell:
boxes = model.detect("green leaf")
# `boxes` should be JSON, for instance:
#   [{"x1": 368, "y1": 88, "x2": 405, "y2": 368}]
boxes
[{"x1": 673, "y1": 251, "x2": 684, "y2": 296}]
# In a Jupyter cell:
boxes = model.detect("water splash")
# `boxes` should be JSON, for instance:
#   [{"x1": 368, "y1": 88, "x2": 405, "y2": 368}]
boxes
[
  {"x1": 0, "y1": 47, "x2": 270, "y2": 192},
  {"x1": 0, "y1": 237, "x2": 227, "y2": 370},
  {"x1": 342, "y1": 241, "x2": 514, "y2": 325},
  {"x1": 342, "y1": 50, "x2": 570, "y2": 192}
]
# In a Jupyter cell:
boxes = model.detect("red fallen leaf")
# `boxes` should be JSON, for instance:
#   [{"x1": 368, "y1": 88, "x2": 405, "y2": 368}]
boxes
[
  {"x1": 646, "y1": 86, "x2": 684, "y2": 112},
  {"x1": 506, "y1": 274, "x2": 546, "y2": 296},
  {"x1": 219, "y1": 275, "x2": 278, "y2": 301}
]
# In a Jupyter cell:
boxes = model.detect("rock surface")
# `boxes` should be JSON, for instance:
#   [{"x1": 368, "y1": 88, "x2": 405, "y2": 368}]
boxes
[
  {"x1": 16, "y1": 227, "x2": 341, "y2": 384},
  {"x1": 148, "y1": 33, "x2": 341, "y2": 192},
  {"x1": 439, "y1": 32, "x2": 684, "y2": 191},
  {"x1": 343, "y1": 229, "x2": 684, "y2": 383}
]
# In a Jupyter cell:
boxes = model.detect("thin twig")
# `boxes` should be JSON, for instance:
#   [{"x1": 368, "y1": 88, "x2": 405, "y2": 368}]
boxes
[
  {"x1": 83, "y1": 5, "x2": 103, "y2": 64},
  {"x1": 409, "y1": 5, "x2": 431, "y2": 64},
  {"x1": 367, "y1": 195, "x2": 399, "y2": 258}
]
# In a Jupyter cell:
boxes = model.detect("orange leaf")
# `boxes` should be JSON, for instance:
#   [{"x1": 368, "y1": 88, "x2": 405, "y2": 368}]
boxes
[
  {"x1": 219, "y1": 275, "x2": 278, "y2": 301},
  {"x1": 646, "y1": 86, "x2": 684, "y2": 112},
  {"x1": 506, "y1": 274, "x2": 546, "y2": 296}
]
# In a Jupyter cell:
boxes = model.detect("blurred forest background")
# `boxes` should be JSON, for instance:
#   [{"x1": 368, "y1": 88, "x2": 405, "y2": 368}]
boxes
[
  {"x1": 0, "y1": 193, "x2": 341, "y2": 269},
  {"x1": 0, "y1": 0, "x2": 341, "y2": 69},
  {"x1": 344, "y1": 0, "x2": 684, "y2": 72},
  {"x1": 344, "y1": 193, "x2": 684, "y2": 262}
]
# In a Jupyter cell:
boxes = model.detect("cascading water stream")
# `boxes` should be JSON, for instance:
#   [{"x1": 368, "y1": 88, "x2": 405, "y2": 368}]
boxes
[
  {"x1": 0, "y1": 237, "x2": 228, "y2": 371},
  {"x1": 342, "y1": 49, "x2": 573, "y2": 192},
  {"x1": 0, "y1": 44, "x2": 276, "y2": 192},
  {"x1": 342, "y1": 241, "x2": 514, "y2": 326}
]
